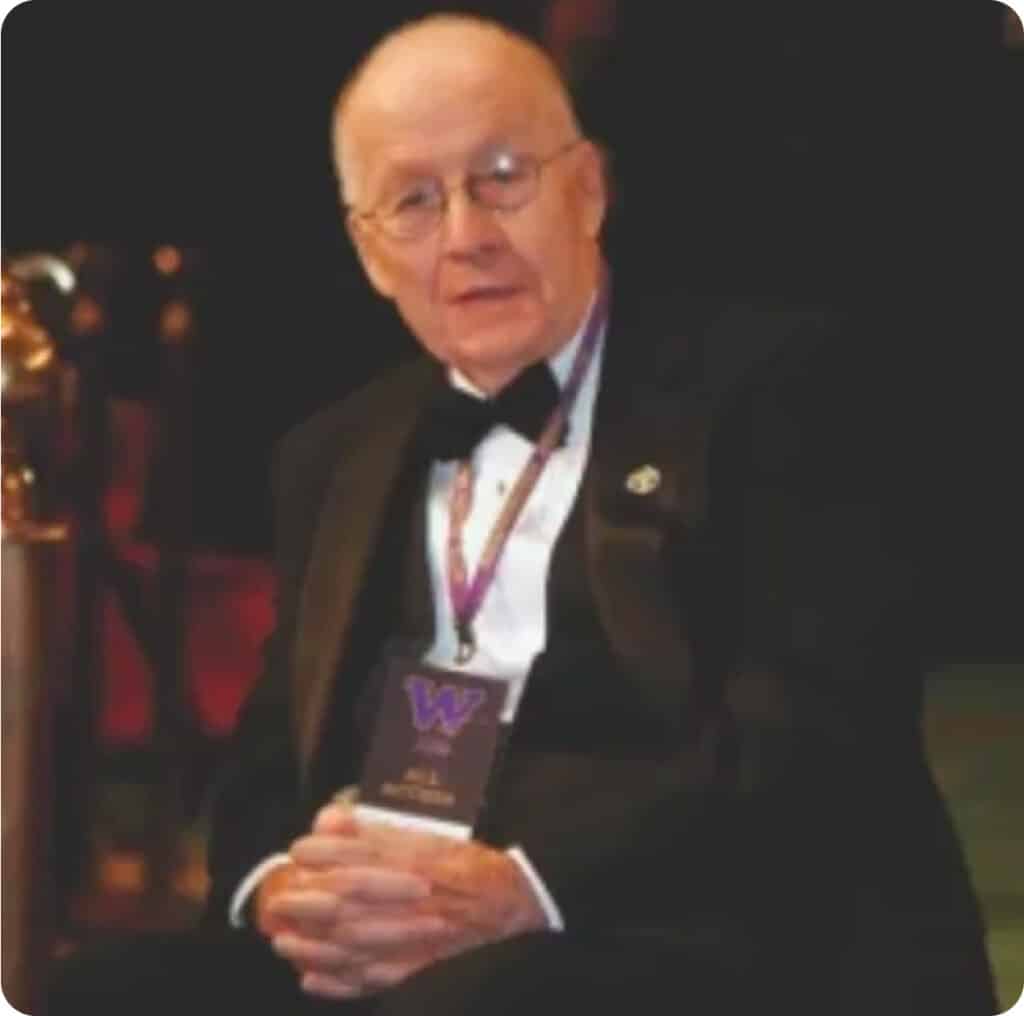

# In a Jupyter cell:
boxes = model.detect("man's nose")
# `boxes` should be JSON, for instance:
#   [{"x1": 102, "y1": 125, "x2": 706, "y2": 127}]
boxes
[{"x1": 440, "y1": 188, "x2": 503, "y2": 257}]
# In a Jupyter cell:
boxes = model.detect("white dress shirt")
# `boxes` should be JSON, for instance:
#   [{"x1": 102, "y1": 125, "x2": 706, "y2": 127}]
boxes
[{"x1": 229, "y1": 299, "x2": 605, "y2": 932}]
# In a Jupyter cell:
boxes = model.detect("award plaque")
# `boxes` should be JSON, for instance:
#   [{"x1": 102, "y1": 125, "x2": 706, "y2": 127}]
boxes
[{"x1": 356, "y1": 657, "x2": 508, "y2": 837}]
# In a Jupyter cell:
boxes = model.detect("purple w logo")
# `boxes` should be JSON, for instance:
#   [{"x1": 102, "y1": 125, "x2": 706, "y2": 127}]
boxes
[{"x1": 404, "y1": 676, "x2": 487, "y2": 737}]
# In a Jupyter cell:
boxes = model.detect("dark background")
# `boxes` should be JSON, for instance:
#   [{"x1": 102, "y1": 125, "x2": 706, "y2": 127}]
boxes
[
  {"x1": 3, "y1": 8, "x2": 1023, "y2": 1001},
  {"x1": 3, "y1": 1, "x2": 1022, "y2": 555}
]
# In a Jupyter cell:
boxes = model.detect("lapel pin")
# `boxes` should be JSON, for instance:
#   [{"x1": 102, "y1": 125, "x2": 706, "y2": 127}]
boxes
[{"x1": 625, "y1": 464, "x2": 661, "y2": 496}]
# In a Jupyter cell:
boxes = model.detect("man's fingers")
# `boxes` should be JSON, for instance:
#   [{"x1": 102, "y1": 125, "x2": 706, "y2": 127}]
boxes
[
  {"x1": 330, "y1": 865, "x2": 432, "y2": 904},
  {"x1": 271, "y1": 933, "x2": 364, "y2": 972},
  {"x1": 313, "y1": 801, "x2": 359, "y2": 834},
  {"x1": 300, "y1": 962, "x2": 428, "y2": 998},
  {"x1": 290, "y1": 834, "x2": 376, "y2": 868},
  {"x1": 362, "y1": 960, "x2": 423, "y2": 991},
  {"x1": 344, "y1": 914, "x2": 449, "y2": 949},
  {"x1": 300, "y1": 971, "x2": 362, "y2": 1000},
  {"x1": 264, "y1": 888, "x2": 338, "y2": 925}
]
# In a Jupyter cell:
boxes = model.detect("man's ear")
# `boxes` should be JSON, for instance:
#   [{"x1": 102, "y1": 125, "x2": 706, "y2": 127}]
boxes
[
  {"x1": 347, "y1": 215, "x2": 396, "y2": 299},
  {"x1": 576, "y1": 140, "x2": 609, "y2": 240}
]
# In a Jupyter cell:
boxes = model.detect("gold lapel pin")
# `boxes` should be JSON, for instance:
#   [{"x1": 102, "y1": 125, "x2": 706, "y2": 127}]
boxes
[{"x1": 625, "y1": 464, "x2": 661, "y2": 496}]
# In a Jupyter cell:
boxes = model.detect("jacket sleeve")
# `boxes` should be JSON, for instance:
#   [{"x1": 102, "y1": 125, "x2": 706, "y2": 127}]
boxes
[{"x1": 201, "y1": 409, "x2": 350, "y2": 927}]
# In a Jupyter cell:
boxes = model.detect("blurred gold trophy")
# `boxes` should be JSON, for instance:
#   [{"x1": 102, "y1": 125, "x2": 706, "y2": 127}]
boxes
[
  {"x1": 2, "y1": 253, "x2": 76, "y2": 1012},
  {"x1": 2, "y1": 260, "x2": 72, "y2": 531}
]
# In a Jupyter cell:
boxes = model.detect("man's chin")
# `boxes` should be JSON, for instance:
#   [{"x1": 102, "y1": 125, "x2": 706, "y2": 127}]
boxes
[
  {"x1": 445, "y1": 318, "x2": 543, "y2": 362},
  {"x1": 445, "y1": 332, "x2": 545, "y2": 391}
]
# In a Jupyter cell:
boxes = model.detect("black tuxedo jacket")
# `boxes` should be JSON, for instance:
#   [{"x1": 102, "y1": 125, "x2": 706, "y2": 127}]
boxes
[{"x1": 204, "y1": 279, "x2": 998, "y2": 1007}]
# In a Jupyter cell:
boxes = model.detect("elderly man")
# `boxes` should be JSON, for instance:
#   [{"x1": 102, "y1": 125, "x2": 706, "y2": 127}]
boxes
[{"x1": 50, "y1": 13, "x2": 999, "y2": 1016}]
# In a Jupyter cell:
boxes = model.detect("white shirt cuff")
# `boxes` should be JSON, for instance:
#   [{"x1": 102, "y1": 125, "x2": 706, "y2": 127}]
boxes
[
  {"x1": 506, "y1": 845, "x2": 564, "y2": 931},
  {"x1": 227, "y1": 853, "x2": 291, "y2": 928}
]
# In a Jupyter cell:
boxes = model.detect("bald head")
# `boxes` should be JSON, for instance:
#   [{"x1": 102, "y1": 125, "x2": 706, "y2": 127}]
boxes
[{"x1": 332, "y1": 14, "x2": 580, "y2": 206}]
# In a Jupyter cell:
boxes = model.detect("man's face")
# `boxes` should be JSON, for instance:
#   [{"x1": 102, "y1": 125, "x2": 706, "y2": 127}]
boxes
[{"x1": 341, "y1": 43, "x2": 606, "y2": 389}]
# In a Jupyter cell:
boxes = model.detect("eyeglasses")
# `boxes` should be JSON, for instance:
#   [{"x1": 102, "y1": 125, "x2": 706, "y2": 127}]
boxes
[{"x1": 348, "y1": 138, "x2": 584, "y2": 242}]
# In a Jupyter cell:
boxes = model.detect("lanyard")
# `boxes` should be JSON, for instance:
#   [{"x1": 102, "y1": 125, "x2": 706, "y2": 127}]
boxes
[{"x1": 445, "y1": 273, "x2": 609, "y2": 664}]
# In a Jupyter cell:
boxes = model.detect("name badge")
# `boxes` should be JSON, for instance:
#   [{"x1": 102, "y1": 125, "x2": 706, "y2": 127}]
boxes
[{"x1": 356, "y1": 657, "x2": 508, "y2": 838}]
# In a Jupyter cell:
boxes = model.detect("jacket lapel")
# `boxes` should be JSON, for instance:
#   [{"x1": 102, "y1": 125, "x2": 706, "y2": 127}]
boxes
[
  {"x1": 584, "y1": 291, "x2": 815, "y2": 736},
  {"x1": 292, "y1": 359, "x2": 437, "y2": 779},
  {"x1": 583, "y1": 295, "x2": 713, "y2": 738}
]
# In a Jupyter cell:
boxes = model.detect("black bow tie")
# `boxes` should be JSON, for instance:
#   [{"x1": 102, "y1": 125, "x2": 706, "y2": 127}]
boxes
[{"x1": 420, "y1": 361, "x2": 565, "y2": 462}]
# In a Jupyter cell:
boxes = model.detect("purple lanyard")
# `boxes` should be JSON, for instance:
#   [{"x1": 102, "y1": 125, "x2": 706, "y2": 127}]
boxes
[{"x1": 446, "y1": 271, "x2": 609, "y2": 664}]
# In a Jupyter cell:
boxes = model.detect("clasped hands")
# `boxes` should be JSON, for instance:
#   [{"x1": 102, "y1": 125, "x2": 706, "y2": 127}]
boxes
[{"x1": 255, "y1": 803, "x2": 547, "y2": 1000}]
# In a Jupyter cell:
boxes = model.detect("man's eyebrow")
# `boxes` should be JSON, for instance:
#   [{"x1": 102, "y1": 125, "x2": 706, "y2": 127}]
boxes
[
  {"x1": 365, "y1": 162, "x2": 437, "y2": 204},
  {"x1": 368, "y1": 135, "x2": 530, "y2": 195},
  {"x1": 377, "y1": 161, "x2": 435, "y2": 185}
]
